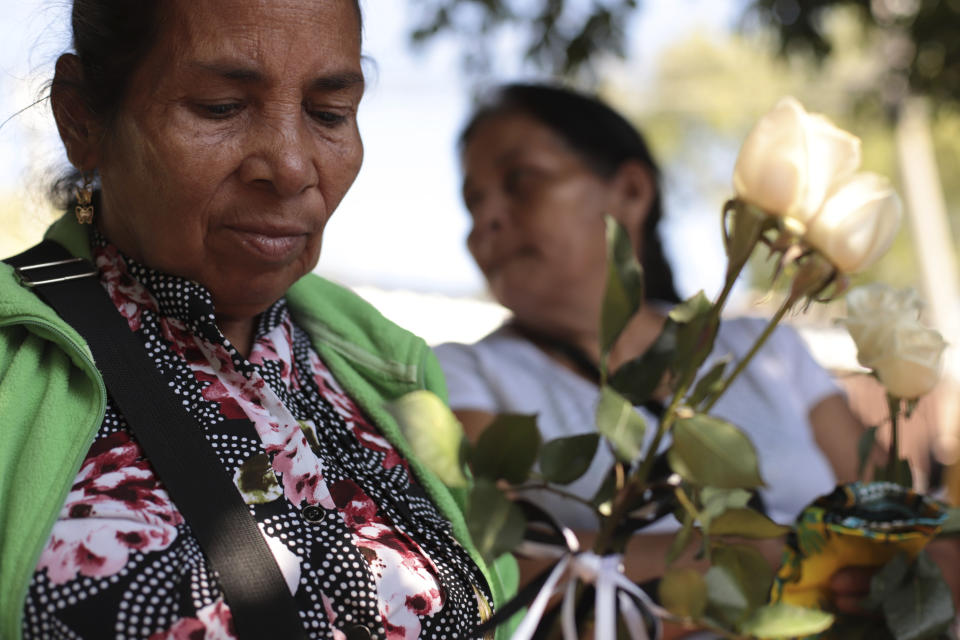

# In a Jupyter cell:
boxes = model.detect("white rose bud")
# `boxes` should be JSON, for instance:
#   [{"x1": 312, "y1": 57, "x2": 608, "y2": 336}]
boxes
[
  {"x1": 733, "y1": 97, "x2": 862, "y2": 226},
  {"x1": 842, "y1": 284, "x2": 946, "y2": 399},
  {"x1": 804, "y1": 173, "x2": 902, "y2": 273}
]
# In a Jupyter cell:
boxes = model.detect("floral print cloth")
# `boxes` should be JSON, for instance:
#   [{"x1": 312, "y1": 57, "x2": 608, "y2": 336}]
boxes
[{"x1": 21, "y1": 237, "x2": 490, "y2": 639}]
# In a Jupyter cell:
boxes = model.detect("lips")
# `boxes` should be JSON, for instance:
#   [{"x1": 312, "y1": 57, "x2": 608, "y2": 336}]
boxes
[{"x1": 226, "y1": 224, "x2": 311, "y2": 263}]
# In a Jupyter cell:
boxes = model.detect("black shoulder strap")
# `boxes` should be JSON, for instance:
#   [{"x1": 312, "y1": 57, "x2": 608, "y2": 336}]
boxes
[{"x1": 5, "y1": 241, "x2": 307, "y2": 640}]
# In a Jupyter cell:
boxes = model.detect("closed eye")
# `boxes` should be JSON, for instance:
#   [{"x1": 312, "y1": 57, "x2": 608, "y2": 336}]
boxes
[{"x1": 195, "y1": 102, "x2": 244, "y2": 119}]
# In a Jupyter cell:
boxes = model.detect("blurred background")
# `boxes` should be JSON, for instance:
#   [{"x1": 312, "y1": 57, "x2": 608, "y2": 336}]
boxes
[{"x1": 3, "y1": 0, "x2": 960, "y2": 490}]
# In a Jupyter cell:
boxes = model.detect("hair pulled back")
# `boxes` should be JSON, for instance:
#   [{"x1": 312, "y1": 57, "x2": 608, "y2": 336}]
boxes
[
  {"x1": 50, "y1": 0, "x2": 363, "y2": 207},
  {"x1": 460, "y1": 83, "x2": 681, "y2": 304}
]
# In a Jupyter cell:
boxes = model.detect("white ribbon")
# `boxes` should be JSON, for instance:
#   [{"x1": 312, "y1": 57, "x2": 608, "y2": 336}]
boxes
[{"x1": 511, "y1": 551, "x2": 669, "y2": 640}]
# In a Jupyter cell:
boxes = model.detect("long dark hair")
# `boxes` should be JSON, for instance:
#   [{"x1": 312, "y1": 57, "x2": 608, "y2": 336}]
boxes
[
  {"x1": 459, "y1": 83, "x2": 681, "y2": 304},
  {"x1": 49, "y1": 0, "x2": 363, "y2": 208}
]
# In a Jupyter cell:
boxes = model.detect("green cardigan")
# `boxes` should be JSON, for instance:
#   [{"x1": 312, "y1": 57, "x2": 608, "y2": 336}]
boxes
[{"x1": 0, "y1": 215, "x2": 517, "y2": 639}]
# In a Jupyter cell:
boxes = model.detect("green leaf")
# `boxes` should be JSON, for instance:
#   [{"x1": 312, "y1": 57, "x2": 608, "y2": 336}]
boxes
[
  {"x1": 709, "y1": 508, "x2": 790, "y2": 539},
  {"x1": 539, "y1": 433, "x2": 599, "y2": 485},
  {"x1": 600, "y1": 215, "x2": 644, "y2": 354},
  {"x1": 235, "y1": 453, "x2": 283, "y2": 504},
  {"x1": 668, "y1": 414, "x2": 764, "y2": 489},
  {"x1": 699, "y1": 487, "x2": 752, "y2": 529},
  {"x1": 667, "y1": 512, "x2": 697, "y2": 564},
  {"x1": 669, "y1": 291, "x2": 717, "y2": 373},
  {"x1": 739, "y1": 603, "x2": 834, "y2": 638},
  {"x1": 386, "y1": 390, "x2": 469, "y2": 488},
  {"x1": 595, "y1": 386, "x2": 647, "y2": 462},
  {"x1": 880, "y1": 552, "x2": 955, "y2": 640},
  {"x1": 857, "y1": 426, "x2": 879, "y2": 478},
  {"x1": 687, "y1": 357, "x2": 731, "y2": 408},
  {"x1": 659, "y1": 568, "x2": 708, "y2": 619},
  {"x1": 591, "y1": 462, "x2": 621, "y2": 511},
  {"x1": 467, "y1": 479, "x2": 526, "y2": 563},
  {"x1": 712, "y1": 544, "x2": 773, "y2": 613},
  {"x1": 705, "y1": 564, "x2": 750, "y2": 627},
  {"x1": 470, "y1": 413, "x2": 541, "y2": 484},
  {"x1": 608, "y1": 319, "x2": 678, "y2": 405}
]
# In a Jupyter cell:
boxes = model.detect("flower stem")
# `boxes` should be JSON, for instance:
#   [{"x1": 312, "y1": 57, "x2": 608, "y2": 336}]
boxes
[
  {"x1": 886, "y1": 394, "x2": 901, "y2": 478},
  {"x1": 701, "y1": 294, "x2": 793, "y2": 413}
]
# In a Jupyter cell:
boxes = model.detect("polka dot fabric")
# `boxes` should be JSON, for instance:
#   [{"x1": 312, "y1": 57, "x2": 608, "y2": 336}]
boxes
[{"x1": 22, "y1": 236, "x2": 491, "y2": 639}]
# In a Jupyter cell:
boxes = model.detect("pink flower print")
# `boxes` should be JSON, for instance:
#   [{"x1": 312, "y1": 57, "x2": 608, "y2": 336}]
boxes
[
  {"x1": 196, "y1": 371, "x2": 248, "y2": 419},
  {"x1": 68, "y1": 433, "x2": 183, "y2": 528},
  {"x1": 250, "y1": 320, "x2": 298, "y2": 392},
  {"x1": 350, "y1": 420, "x2": 408, "y2": 473},
  {"x1": 329, "y1": 479, "x2": 445, "y2": 639},
  {"x1": 39, "y1": 519, "x2": 178, "y2": 585},
  {"x1": 148, "y1": 598, "x2": 236, "y2": 640},
  {"x1": 330, "y1": 479, "x2": 378, "y2": 528},
  {"x1": 94, "y1": 244, "x2": 158, "y2": 331},
  {"x1": 273, "y1": 434, "x2": 335, "y2": 509}
]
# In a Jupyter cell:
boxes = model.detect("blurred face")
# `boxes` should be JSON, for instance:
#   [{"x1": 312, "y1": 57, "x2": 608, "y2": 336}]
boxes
[
  {"x1": 94, "y1": 0, "x2": 364, "y2": 320},
  {"x1": 461, "y1": 112, "x2": 617, "y2": 334}
]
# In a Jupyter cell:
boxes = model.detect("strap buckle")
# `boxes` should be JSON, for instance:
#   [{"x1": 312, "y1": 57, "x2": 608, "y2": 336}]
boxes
[{"x1": 14, "y1": 257, "x2": 98, "y2": 288}]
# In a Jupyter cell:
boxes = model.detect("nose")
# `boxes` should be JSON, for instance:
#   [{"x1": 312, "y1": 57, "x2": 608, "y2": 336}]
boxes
[
  {"x1": 240, "y1": 114, "x2": 319, "y2": 197},
  {"x1": 466, "y1": 190, "x2": 507, "y2": 251}
]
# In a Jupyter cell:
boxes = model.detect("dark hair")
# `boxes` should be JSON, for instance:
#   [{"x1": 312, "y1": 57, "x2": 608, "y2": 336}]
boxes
[
  {"x1": 460, "y1": 83, "x2": 681, "y2": 304},
  {"x1": 50, "y1": 0, "x2": 363, "y2": 207}
]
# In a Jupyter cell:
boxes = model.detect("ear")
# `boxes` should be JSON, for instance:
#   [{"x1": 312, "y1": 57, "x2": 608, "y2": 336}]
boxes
[
  {"x1": 606, "y1": 160, "x2": 656, "y2": 254},
  {"x1": 50, "y1": 54, "x2": 103, "y2": 170}
]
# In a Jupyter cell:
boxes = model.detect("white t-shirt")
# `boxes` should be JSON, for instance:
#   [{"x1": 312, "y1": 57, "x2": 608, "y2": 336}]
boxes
[{"x1": 434, "y1": 317, "x2": 841, "y2": 531}]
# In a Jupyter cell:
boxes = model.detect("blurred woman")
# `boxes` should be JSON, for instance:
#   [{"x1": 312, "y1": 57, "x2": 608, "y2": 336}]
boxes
[
  {"x1": 0, "y1": 2, "x2": 509, "y2": 638},
  {"x1": 435, "y1": 83, "x2": 866, "y2": 583}
]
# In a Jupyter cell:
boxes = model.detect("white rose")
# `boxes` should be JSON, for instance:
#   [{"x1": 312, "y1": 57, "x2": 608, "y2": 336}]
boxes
[
  {"x1": 804, "y1": 173, "x2": 902, "y2": 273},
  {"x1": 733, "y1": 97, "x2": 862, "y2": 225},
  {"x1": 870, "y1": 322, "x2": 946, "y2": 399},
  {"x1": 842, "y1": 284, "x2": 946, "y2": 399}
]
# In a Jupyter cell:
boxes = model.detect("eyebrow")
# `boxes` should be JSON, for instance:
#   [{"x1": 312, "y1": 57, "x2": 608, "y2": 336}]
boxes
[{"x1": 189, "y1": 62, "x2": 364, "y2": 91}]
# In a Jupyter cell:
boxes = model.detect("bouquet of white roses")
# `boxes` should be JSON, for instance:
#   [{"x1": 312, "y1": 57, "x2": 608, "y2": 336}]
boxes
[{"x1": 392, "y1": 97, "x2": 959, "y2": 640}]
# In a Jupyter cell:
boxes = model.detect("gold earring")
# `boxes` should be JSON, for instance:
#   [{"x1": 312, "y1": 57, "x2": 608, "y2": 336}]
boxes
[{"x1": 75, "y1": 172, "x2": 94, "y2": 224}]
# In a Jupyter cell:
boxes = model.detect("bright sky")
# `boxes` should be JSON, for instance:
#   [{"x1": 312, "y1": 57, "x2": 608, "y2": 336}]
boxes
[{"x1": 0, "y1": 0, "x2": 743, "y2": 299}]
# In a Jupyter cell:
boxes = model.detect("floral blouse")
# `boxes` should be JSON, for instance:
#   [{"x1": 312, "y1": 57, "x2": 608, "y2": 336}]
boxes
[{"x1": 21, "y1": 237, "x2": 491, "y2": 640}]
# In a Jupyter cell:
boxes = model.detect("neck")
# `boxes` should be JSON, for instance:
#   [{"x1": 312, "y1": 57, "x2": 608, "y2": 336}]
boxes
[
  {"x1": 218, "y1": 315, "x2": 256, "y2": 358},
  {"x1": 515, "y1": 304, "x2": 667, "y2": 379}
]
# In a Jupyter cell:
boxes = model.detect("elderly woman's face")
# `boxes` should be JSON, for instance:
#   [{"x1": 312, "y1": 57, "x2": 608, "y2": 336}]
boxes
[{"x1": 93, "y1": 0, "x2": 363, "y2": 319}]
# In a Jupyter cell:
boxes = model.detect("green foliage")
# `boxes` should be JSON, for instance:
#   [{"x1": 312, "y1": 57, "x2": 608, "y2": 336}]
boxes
[
  {"x1": 668, "y1": 414, "x2": 764, "y2": 489},
  {"x1": 747, "y1": 0, "x2": 960, "y2": 106},
  {"x1": 407, "y1": 0, "x2": 639, "y2": 77},
  {"x1": 538, "y1": 433, "x2": 600, "y2": 485},
  {"x1": 669, "y1": 291, "x2": 718, "y2": 375},
  {"x1": 608, "y1": 317, "x2": 677, "y2": 405},
  {"x1": 467, "y1": 479, "x2": 526, "y2": 563},
  {"x1": 595, "y1": 385, "x2": 647, "y2": 462},
  {"x1": 659, "y1": 568, "x2": 707, "y2": 619},
  {"x1": 863, "y1": 552, "x2": 956, "y2": 640},
  {"x1": 709, "y1": 508, "x2": 790, "y2": 539},
  {"x1": 687, "y1": 356, "x2": 730, "y2": 409},
  {"x1": 386, "y1": 390, "x2": 469, "y2": 488},
  {"x1": 738, "y1": 602, "x2": 835, "y2": 638},
  {"x1": 470, "y1": 413, "x2": 541, "y2": 483},
  {"x1": 600, "y1": 216, "x2": 645, "y2": 356}
]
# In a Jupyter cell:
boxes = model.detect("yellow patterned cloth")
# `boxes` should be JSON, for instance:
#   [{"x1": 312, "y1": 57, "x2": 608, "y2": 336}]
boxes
[{"x1": 771, "y1": 482, "x2": 946, "y2": 612}]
